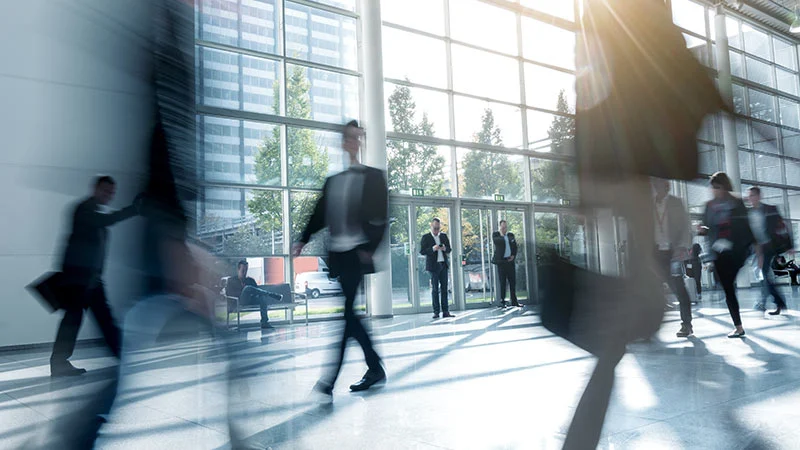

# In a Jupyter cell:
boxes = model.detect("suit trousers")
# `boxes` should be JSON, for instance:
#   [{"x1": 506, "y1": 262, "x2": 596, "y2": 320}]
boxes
[
  {"x1": 760, "y1": 248, "x2": 787, "y2": 309},
  {"x1": 51, "y1": 283, "x2": 121, "y2": 364},
  {"x1": 239, "y1": 285, "x2": 271, "y2": 325},
  {"x1": 655, "y1": 250, "x2": 692, "y2": 327},
  {"x1": 496, "y1": 261, "x2": 518, "y2": 304},
  {"x1": 429, "y1": 262, "x2": 449, "y2": 314},
  {"x1": 325, "y1": 250, "x2": 382, "y2": 385}
]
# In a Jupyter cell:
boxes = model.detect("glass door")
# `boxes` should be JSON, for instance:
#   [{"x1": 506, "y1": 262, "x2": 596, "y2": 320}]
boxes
[
  {"x1": 416, "y1": 205, "x2": 455, "y2": 314},
  {"x1": 495, "y1": 209, "x2": 530, "y2": 304},
  {"x1": 533, "y1": 210, "x2": 590, "y2": 299},
  {"x1": 461, "y1": 207, "x2": 496, "y2": 308}
]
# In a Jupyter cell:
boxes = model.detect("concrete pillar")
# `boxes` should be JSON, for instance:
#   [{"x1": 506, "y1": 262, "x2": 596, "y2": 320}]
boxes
[
  {"x1": 715, "y1": 5, "x2": 742, "y2": 191},
  {"x1": 360, "y1": 0, "x2": 393, "y2": 318}
]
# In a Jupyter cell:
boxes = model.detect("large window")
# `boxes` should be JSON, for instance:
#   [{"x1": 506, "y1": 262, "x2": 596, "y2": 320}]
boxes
[{"x1": 196, "y1": 0, "x2": 361, "y2": 321}]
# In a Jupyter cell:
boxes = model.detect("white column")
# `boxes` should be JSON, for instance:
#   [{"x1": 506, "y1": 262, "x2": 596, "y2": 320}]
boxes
[
  {"x1": 595, "y1": 208, "x2": 619, "y2": 276},
  {"x1": 715, "y1": 5, "x2": 741, "y2": 191},
  {"x1": 360, "y1": 0, "x2": 393, "y2": 318}
]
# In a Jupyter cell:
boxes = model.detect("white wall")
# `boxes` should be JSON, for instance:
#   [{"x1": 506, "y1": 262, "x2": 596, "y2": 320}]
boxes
[{"x1": 0, "y1": 0, "x2": 156, "y2": 347}]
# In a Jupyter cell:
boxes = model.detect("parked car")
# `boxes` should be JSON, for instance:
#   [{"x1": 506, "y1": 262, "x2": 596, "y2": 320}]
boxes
[
  {"x1": 295, "y1": 271, "x2": 343, "y2": 299},
  {"x1": 462, "y1": 263, "x2": 492, "y2": 292}
]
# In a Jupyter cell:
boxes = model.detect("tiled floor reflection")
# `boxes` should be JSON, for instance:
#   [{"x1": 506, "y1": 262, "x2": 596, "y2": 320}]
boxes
[{"x1": 2, "y1": 287, "x2": 800, "y2": 449}]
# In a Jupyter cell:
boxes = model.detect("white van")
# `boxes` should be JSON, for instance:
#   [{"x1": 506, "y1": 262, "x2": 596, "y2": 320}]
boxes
[{"x1": 295, "y1": 271, "x2": 343, "y2": 298}]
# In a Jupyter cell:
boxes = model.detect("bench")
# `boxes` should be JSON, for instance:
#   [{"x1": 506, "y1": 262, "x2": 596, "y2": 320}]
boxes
[{"x1": 224, "y1": 283, "x2": 308, "y2": 329}]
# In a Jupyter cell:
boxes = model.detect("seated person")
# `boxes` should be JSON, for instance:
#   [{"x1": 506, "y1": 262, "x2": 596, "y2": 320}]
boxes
[
  {"x1": 773, "y1": 256, "x2": 800, "y2": 286},
  {"x1": 224, "y1": 260, "x2": 281, "y2": 329}
]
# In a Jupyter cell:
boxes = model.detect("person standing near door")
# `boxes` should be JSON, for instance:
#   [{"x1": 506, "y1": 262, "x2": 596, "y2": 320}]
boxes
[
  {"x1": 492, "y1": 220, "x2": 522, "y2": 308},
  {"x1": 420, "y1": 218, "x2": 455, "y2": 319}
]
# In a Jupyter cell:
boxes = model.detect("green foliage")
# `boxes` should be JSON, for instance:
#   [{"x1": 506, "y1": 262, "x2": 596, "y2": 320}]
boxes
[{"x1": 460, "y1": 108, "x2": 522, "y2": 200}]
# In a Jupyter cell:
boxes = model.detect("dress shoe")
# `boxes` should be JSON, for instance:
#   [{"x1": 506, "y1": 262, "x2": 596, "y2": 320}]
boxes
[
  {"x1": 676, "y1": 326, "x2": 693, "y2": 338},
  {"x1": 768, "y1": 306, "x2": 784, "y2": 316},
  {"x1": 498, "y1": 301, "x2": 508, "y2": 308},
  {"x1": 442, "y1": 312, "x2": 456, "y2": 318},
  {"x1": 312, "y1": 380, "x2": 333, "y2": 404},
  {"x1": 511, "y1": 302, "x2": 522, "y2": 308},
  {"x1": 727, "y1": 329, "x2": 746, "y2": 338},
  {"x1": 51, "y1": 361, "x2": 87, "y2": 378},
  {"x1": 349, "y1": 369, "x2": 386, "y2": 392},
  {"x1": 432, "y1": 313, "x2": 440, "y2": 319},
  {"x1": 261, "y1": 322, "x2": 274, "y2": 329}
]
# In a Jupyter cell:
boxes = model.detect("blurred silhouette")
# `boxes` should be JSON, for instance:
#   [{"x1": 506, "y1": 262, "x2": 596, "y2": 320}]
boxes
[
  {"x1": 747, "y1": 186, "x2": 792, "y2": 315},
  {"x1": 293, "y1": 120, "x2": 389, "y2": 402},
  {"x1": 224, "y1": 260, "x2": 281, "y2": 329},
  {"x1": 420, "y1": 218, "x2": 455, "y2": 318},
  {"x1": 773, "y1": 255, "x2": 800, "y2": 286},
  {"x1": 543, "y1": 0, "x2": 730, "y2": 448},
  {"x1": 697, "y1": 172, "x2": 754, "y2": 338},
  {"x1": 50, "y1": 176, "x2": 140, "y2": 377},
  {"x1": 685, "y1": 243, "x2": 704, "y2": 301},
  {"x1": 492, "y1": 219, "x2": 521, "y2": 308},
  {"x1": 652, "y1": 178, "x2": 694, "y2": 337}
]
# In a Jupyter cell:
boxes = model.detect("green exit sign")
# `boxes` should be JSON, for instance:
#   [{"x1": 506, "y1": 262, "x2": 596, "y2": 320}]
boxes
[
  {"x1": 494, "y1": 193, "x2": 505, "y2": 202},
  {"x1": 561, "y1": 199, "x2": 571, "y2": 206},
  {"x1": 412, "y1": 188, "x2": 425, "y2": 197}
]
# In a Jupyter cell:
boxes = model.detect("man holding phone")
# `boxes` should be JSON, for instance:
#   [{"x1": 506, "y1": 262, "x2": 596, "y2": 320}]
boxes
[{"x1": 420, "y1": 218, "x2": 454, "y2": 319}]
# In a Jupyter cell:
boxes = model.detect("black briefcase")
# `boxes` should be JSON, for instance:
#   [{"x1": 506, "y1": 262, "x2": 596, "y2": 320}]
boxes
[{"x1": 27, "y1": 272, "x2": 66, "y2": 312}]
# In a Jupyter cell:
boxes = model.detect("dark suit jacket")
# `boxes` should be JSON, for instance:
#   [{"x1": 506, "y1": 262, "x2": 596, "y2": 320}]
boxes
[
  {"x1": 224, "y1": 276, "x2": 257, "y2": 298},
  {"x1": 756, "y1": 203, "x2": 790, "y2": 253},
  {"x1": 420, "y1": 232, "x2": 451, "y2": 272},
  {"x1": 492, "y1": 231, "x2": 518, "y2": 264},
  {"x1": 61, "y1": 197, "x2": 137, "y2": 285},
  {"x1": 300, "y1": 165, "x2": 388, "y2": 276},
  {"x1": 702, "y1": 196, "x2": 754, "y2": 266}
]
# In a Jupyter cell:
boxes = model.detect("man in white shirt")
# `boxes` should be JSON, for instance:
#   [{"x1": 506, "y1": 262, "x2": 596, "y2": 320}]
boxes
[
  {"x1": 492, "y1": 220, "x2": 521, "y2": 308},
  {"x1": 420, "y1": 218, "x2": 454, "y2": 319}
]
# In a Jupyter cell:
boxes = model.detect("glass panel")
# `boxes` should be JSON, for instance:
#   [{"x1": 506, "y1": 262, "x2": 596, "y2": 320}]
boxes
[
  {"x1": 416, "y1": 207, "x2": 455, "y2": 313},
  {"x1": 777, "y1": 67, "x2": 798, "y2": 96},
  {"x1": 562, "y1": 215, "x2": 589, "y2": 269},
  {"x1": 755, "y1": 153, "x2": 783, "y2": 183},
  {"x1": 742, "y1": 24, "x2": 770, "y2": 61},
  {"x1": 524, "y1": 64, "x2": 576, "y2": 112},
  {"x1": 385, "y1": 83, "x2": 450, "y2": 139},
  {"x1": 454, "y1": 97, "x2": 523, "y2": 149},
  {"x1": 242, "y1": 54, "x2": 279, "y2": 114},
  {"x1": 745, "y1": 56, "x2": 773, "y2": 88},
  {"x1": 244, "y1": 120, "x2": 280, "y2": 185},
  {"x1": 732, "y1": 83, "x2": 746, "y2": 114},
  {"x1": 672, "y1": 0, "x2": 707, "y2": 36},
  {"x1": 241, "y1": 0, "x2": 279, "y2": 54},
  {"x1": 521, "y1": 17, "x2": 575, "y2": 70},
  {"x1": 698, "y1": 143, "x2": 719, "y2": 174},
  {"x1": 287, "y1": 127, "x2": 346, "y2": 189},
  {"x1": 285, "y1": 63, "x2": 358, "y2": 124},
  {"x1": 528, "y1": 110, "x2": 575, "y2": 155},
  {"x1": 729, "y1": 51, "x2": 744, "y2": 78},
  {"x1": 198, "y1": 187, "x2": 284, "y2": 256},
  {"x1": 735, "y1": 118, "x2": 750, "y2": 148},
  {"x1": 312, "y1": 0, "x2": 356, "y2": 12},
  {"x1": 749, "y1": 88, "x2": 776, "y2": 123},
  {"x1": 779, "y1": 98, "x2": 800, "y2": 130},
  {"x1": 520, "y1": 0, "x2": 575, "y2": 22},
  {"x1": 201, "y1": 47, "x2": 240, "y2": 110},
  {"x1": 292, "y1": 255, "x2": 352, "y2": 319},
  {"x1": 284, "y1": 1, "x2": 358, "y2": 70},
  {"x1": 751, "y1": 121, "x2": 780, "y2": 155},
  {"x1": 381, "y1": 0, "x2": 445, "y2": 35},
  {"x1": 783, "y1": 128, "x2": 800, "y2": 159},
  {"x1": 457, "y1": 148, "x2": 526, "y2": 201},
  {"x1": 534, "y1": 212, "x2": 559, "y2": 299},
  {"x1": 387, "y1": 140, "x2": 453, "y2": 196},
  {"x1": 530, "y1": 158, "x2": 579, "y2": 204},
  {"x1": 740, "y1": 150, "x2": 753, "y2": 180},
  {"x1": 774, "y1": 36, "x2": 797, "y2": 70},
  {"x1": 200, "y1": 0, "x2": 240, "y2": 47},
  {"x1": 382, "y1": 27, "x2": 448, "y2": 88},
  {"x1": 389, "y1": 203, "x2": 414, "y2": 312},
  {"x1": 496, "y1": 209, "x2": 529, "y2": 303},
  {"x1": 788, "y1": 191, "x2": 800, "y2": 219},
  {"x1": 698, "y1": 115, "x2": 721, "y2": 143},
  {"x1": 450, "y1": 0, "x2": 517, "y2": 54},
  {"x1": 218, "y1": 256, "x2": 288, "y2": 324},
  {"x1": 201, "y1": 116, "x2": 242, "y2": 184},
  {"x1": 709, "y1": 14, "x2": 741, "y2": 49},
  {"x1": 687, "y1": 181, "x2": 712, "y2": 215},
  {"x1": 786, "y1": 160, "x2": 800, "y2": 187},
  {"x1": 452, "y1": 44, "x2": 521, "y2": 103},
  {"x1": 461, "y1": 208, "x2": 496, "y2": 305},
  {"x1": 290, "y1": 191, "x2": 326, "y2": 254}
]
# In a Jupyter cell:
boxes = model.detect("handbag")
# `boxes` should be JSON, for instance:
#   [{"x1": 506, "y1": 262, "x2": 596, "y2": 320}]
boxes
[{"x1": 26, "y1": 272, "x2": 66, "y2": 312}]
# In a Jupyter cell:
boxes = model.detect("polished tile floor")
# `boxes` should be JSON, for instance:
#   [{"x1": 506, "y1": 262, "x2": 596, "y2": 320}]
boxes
[{"x1": 3, "y1": 287, "x2": 800, "y2": 449}]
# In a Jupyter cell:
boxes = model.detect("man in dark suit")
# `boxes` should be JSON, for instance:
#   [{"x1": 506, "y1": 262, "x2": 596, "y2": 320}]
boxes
[
  {"x1": 224, "y1": 260, "x2": 275, "y2": 329},
  {"x1": 652, "y1": 178, "x2": 694, "y2": 337},
  {"x1": 492, "y1": 220, "x2": 521, "y2": 308},
  {"x1": 293, "y1": 120, "x2": 388, "y2": 402},
  {"x1": 420, "y1": 218, "x2": 454, "y2": 319},
  {"x1": 50, "y1": 176, "x2": 139, "y2": 377},
  {"x1": 748, "y1": 186, "x2": 791, "y2": 315}
]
